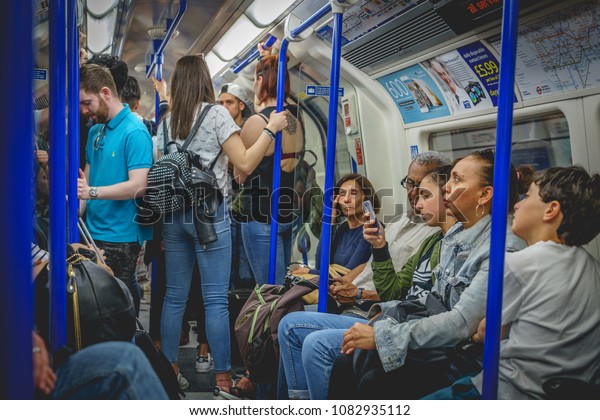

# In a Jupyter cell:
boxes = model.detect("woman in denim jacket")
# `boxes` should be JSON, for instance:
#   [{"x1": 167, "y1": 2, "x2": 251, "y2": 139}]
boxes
[{"x1": 334, "y1": 149, "x2": 527, "y2": 399}]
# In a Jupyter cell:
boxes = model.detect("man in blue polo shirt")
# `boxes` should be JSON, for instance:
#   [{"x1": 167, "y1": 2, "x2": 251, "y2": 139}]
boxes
[{"x1": 78, "y1": 64, "x2": 152, "y2": 315}]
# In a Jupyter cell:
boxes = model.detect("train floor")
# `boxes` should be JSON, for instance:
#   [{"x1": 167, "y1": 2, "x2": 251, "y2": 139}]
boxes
[{"x1": 138, "y1": 284, "x2": 246, "y2": 400}]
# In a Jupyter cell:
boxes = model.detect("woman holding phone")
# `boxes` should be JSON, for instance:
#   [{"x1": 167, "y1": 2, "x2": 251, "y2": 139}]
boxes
[{"x1": 289, "y1": 173, "x2": 380, "y2": 278}]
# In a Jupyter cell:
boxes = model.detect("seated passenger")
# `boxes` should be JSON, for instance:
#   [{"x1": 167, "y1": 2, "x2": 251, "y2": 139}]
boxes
[
  {"x1": 290, "y1": 173, "x2": 380, "y2": 278},
  {"x1": 277, "y1": 161, "x2": 458, "y2": 399},
  {"x1": 319, "y1": 152, "x2": 449, "y2": 312},
  {"x1": 34, "y1": 331, "x2": 168, "y2": 400},
  {"x1": 328, "y1": 149, "x2": 526, "y2": 400},
  {"x1": 424, "y1": 166, "x2": 600, "y2": 399},
  {"x1": 366, "y1": 165, "x2": 456, "y2": 303}
]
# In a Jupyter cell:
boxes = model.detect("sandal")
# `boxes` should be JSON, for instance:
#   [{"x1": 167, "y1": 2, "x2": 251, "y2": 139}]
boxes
[
  {"x1": 230, "y1": 372, "x2": 256, "y2": 399},
  {"x1": 213, "y1": 377, "x2": 240, "y2": 400}
]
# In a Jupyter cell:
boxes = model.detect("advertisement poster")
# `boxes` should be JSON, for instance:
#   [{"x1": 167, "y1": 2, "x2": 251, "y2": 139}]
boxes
[
  {"x1": 377, "y1": 64, "x2": 451, "y2": 124},
  {"x1": 421, "y1": 42, "x2": 497, "y2": 114},
  {"x1": 456, "y1": 41, "x2": 504, "y2": 106}
]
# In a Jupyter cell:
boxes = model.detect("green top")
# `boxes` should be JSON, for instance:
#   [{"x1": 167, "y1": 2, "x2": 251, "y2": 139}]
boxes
[{"x1": 372, "y1": 231, "x2": 442, "y2": 301}]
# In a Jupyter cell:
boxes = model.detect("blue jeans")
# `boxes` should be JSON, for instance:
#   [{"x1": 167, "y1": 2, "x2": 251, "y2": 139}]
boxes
[
  {"x1": 161, "y1": 203, "x2": 231, "y2": 372},
  {"x1": 241, "y1": 221, "x2": 293, "y2": 285},
  {"x1": 422, "y1": 375, "x2": 481, "y2": 399},
  {"x1": 51, "y1": 342, "x2": 168, "y2": 399},
  {"x1": 230, "y1": 214, "x2": 255, "y2": 288},
  {"x1": 278, "y1": 311, "x2": 367, "y2": 399}
]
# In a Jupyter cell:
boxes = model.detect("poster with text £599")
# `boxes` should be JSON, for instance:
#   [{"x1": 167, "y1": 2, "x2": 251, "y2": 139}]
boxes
[{"x1": 421, "y1": 41, "x2": 502, "y2": 114}]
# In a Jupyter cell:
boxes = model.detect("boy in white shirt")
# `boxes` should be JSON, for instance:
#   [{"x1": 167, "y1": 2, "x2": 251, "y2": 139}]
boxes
[{"x1": 425, "y1": 165, "x2": 600, "y2": 399}]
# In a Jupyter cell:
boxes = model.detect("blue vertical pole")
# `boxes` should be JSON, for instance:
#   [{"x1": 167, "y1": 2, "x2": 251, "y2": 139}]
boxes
[
  {"x1": 482, "y1": 0, "x2": 520, "y2": 400},
  {"x1": 68, "y1": 0, "x2": 80, "y2": 243},
  {"x1": 317, "y1": 9, "x2": 344, "y2": 313},
  {"x1": 49, "y1": 0, "x2": 68, "y2": 353},
  {"x1": 0, "y1": 0, "x2": 33, "y2": 400},
  {"x1": 266, "y1": 2, "x2": 334, "y2": 285},
  {"x1": 152, "y1": 38, "x2": 163, "y2": 124},
  {"x1": 267, "y1": 39, "x2": 290, "y2": 285},
  {"x1": 151, "y1": 46, "x2": 163, "y2": 303}
]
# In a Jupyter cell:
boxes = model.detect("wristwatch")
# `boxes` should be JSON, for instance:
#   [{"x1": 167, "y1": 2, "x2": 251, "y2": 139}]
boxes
[
  {"x1": 355, "y1": 287, "x2": 364, "y2": 301},
  {"x1": 89, "y1": 186, "x2": 99, "y2": 199}
]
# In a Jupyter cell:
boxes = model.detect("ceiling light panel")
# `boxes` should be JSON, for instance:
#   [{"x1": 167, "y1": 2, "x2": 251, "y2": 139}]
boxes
[
  {"x1": 87, "y1": 9, "x2": 117, "y2": 54},
  {"x1": 86, "y1": 0, "x2": 119, "y2": 16},
  {"x1": 213, "y1": 14, "x2": 263, "y2": 61},
  {"x1": 246, "y1": 0, "x2": 297, "y2": 27},
  {"x1": 204, "y1": 51, "x2": 227, "y2": 78}
]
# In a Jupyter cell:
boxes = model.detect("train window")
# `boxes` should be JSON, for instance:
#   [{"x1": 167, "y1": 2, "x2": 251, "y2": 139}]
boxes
[{"x1": 428, "y1": 112, "x2": 572, "y2": 170}]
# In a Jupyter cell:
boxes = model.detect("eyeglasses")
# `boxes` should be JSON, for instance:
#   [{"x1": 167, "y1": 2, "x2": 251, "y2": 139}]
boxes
[
  {"x1": 93, "y1": 125, "x2": 106, "y2": 151},
  {"x1": 400, "y1": 176, "x2": 418, "y2": 191}
]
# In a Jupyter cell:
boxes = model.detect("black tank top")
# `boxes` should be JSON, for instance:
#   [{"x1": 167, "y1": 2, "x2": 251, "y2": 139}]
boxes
[{"x1": 240, "y1": 105, "x2": 302, "y2": 224}]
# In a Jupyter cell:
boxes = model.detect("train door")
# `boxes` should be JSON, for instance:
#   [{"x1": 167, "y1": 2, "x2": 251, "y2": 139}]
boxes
[
  {"x1": 582, "y1": 94, "x2": 600, "y2": 259},
  {"x1": 288, "y1": 58, "x2": 357, "y2": 265}
]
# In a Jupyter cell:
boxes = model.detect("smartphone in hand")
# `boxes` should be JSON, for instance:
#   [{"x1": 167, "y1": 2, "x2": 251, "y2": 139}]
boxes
[{"x1": 362, "y1": 200, "x2": 380, "y2": 235}]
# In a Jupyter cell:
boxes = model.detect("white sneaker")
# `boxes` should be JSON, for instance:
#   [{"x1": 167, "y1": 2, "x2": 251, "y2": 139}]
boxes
[
  {"x1": 195, "y1": 353, "x2": 215, "y2": 373},
  {"x1": 177, "y1": 373, "x2": 190, "y2": 390}
]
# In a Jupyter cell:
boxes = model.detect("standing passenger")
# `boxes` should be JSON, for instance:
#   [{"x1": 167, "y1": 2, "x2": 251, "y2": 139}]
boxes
[
  {"x1": 78, "y1": 64, "x2": 153, "y2": 316},
  {"x1": 156, "y1": 55, "x2": 288, "y2": 393},
  {"x1": 218, "y1": 82, "x2": 256, "y2": 288},
  {"x1": 219, "y1": 83, "x2": 253, "y2": 128},
  {"x1": 236, "y1": 47, "x2": 304, "y2": 284},
  {"x1": 192, "y1": 83, "x2": 256, "y2": 375}
]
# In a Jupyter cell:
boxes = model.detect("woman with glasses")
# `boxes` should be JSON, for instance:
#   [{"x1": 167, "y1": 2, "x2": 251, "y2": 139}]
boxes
[
  {"x1": 327, "y1": 148, "x2": 528, "y2": 400},
  {"x1": 156, "y1": 54, "x2": 288, "y2": 394}
]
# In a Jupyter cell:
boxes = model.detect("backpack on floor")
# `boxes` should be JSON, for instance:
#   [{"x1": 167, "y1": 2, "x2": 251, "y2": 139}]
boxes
[{"x1": 234, "y1": 276, "x2": 318, "y2": 383}]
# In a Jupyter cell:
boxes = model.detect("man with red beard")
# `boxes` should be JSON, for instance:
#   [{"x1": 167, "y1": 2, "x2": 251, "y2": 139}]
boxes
[{"x1": 77, "y1": 64, "x2": 153, "y2": 315}]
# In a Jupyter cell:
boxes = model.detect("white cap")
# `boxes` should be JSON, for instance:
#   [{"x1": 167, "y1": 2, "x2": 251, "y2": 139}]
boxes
[{"x1": 219, "y1": 83, "x2": 253, "y2": 118}]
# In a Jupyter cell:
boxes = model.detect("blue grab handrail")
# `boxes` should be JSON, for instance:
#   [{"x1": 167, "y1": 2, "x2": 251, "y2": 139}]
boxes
[
  {"x1": 232, "y1": 2, "x2": 333, "y2": 75},
  {"x1": 145, "y1": 0, "x2": 187, "y2": 78},
  {"x1": 267, "y1": 39, "x2": 290, "y2": 285},
  {"x1": 233, "y1": 35, "x2": 277, "y2": 74},
  {"x1": 265, "y1": 1, "x2": 338, "y2": 285},
  {"x1": 49, "y1": 0, "x2": 68, "y2": 354},
  {"x1": 290, "y1": 3, "x2": 332, "y2": 39},
  {"x1": 482, "y1": 0, "x2": 520, "y2": 400},
  {"x1": 68, "y1": 0, "x2": 80, "y2": 243},
  {"x1": 1, "y1": 0, "x2": 33, "y2": 399},
  {"x1": 317, "y1": 9, "x2": 344, "y2": 313}
]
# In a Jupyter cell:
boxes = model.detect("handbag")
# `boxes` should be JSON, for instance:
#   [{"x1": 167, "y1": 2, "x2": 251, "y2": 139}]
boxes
[
  {"x1": 65, "y1": 245, "x2": 136, "y2": 351},
  {"x1": 352, "y1": 292, "x2": 451, "y2": 380},
  {"x1": 145, "y1": 105, "x2": 215, "y2": 215}
]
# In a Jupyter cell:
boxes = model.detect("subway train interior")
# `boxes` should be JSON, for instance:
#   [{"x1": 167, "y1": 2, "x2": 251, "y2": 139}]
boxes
[{"x1": 3, "y1": 0, "x2": 600, "y2": 401}]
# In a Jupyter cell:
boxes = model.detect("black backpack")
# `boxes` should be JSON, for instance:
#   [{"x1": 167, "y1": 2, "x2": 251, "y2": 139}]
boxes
[
  {"x1": 145, "y1": 105, "x2": 214, "y2": 215},
  {"x1": 134, "y1": 320, "x2": 184, "y2": 399}
]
